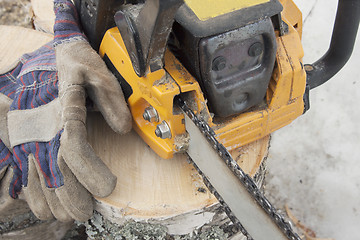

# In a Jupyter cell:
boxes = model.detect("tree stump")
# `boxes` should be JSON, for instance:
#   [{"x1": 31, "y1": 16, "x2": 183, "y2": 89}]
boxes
[
  {"x1": 2, "y1": 1, "x2": 273, "y2": 238},
  {"x1": 86, "y1": 112, "x2": 269, "y2": 239}
]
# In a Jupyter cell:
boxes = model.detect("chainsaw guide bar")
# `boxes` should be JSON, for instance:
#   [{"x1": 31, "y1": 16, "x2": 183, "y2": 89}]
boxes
[{"x1": 176, "y1": 97, "x2": 301, "y2": 240}]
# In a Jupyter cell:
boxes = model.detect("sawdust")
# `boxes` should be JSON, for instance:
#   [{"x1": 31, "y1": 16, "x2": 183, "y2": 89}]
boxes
[
  {"x1": 198, "y1": 101, "x2": 212, "y2": 123},
  {"x1": 174, "y1": 133, "x2": 190, "y2": 152},
  {"x1": 153, "y1": 75, "x2": 171, "y2": 86}
]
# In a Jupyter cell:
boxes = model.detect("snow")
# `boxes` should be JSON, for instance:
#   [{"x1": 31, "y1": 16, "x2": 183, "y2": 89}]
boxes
[{"x1": 265, "y1": 0, "x2": 360, "y2": 239}]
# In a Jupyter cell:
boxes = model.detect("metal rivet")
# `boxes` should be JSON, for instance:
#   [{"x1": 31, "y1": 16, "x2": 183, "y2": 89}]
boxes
[{"x1": 304, "y1": 64, "x2": 314, "y2": 71}]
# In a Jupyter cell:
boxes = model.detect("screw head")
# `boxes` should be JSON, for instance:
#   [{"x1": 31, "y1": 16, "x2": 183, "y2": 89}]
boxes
[
  {"x1": 212, "y1": 56, "x2": 227, "y2": 71},
  {"x1": 248, "y1": 42, "x2": 264, "y2": 57}
]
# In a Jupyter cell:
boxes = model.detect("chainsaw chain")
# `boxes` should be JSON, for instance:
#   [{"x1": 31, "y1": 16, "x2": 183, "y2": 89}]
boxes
[{"x1": 176, "y1": 97, "x2": 301, "y2": 240}]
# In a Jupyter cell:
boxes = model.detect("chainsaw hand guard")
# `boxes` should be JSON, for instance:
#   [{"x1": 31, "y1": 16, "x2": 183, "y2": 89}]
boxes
[
  {"x1": 305, "y1": 0, "x2": 360, "y2": 90},
  {"x1": 114, "y1": 0, "x2": 184, "y2": 76}
]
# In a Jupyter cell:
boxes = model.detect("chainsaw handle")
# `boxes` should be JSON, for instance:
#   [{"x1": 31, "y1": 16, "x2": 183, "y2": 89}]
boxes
[
  {"x1": 115, "y1": 0, "x2": 184, "y2": 77},
  {"x1": 305, "y1": 0, "x2": 360, "y2": 90}
]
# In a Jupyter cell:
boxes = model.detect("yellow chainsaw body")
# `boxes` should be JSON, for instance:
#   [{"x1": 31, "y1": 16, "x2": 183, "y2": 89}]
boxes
[{"x1": 99, "y1": 0, "x2": 306, "y2": 159}]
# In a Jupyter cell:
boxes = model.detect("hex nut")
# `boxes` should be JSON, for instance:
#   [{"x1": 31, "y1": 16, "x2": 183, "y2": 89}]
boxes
[
  {"x1": 143, "y1": 106, "x2": 159, "y2": 122},
  {"x1": 155, "y1": 121, "x2": 172, "y2": 139}
]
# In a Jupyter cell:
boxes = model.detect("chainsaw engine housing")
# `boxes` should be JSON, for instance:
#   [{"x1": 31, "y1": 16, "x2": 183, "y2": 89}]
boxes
[
  {"x1": 170, "y1": 0, "x2": 282, "y2": 117},
  {"x1": 97, "y1": 0, "x2": 306, "y2": 159}
]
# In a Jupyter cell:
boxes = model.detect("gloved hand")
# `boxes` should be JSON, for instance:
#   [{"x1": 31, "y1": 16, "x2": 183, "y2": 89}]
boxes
[
  {"x1": 0, "y1": 89, "x2": 14, "y2": 182},
  {"x1": 0, "y1": 67, "x2": 23, "y2": 216},
  {"x1": 3, "y1": 0, "x2": 132, "y2": 222}
]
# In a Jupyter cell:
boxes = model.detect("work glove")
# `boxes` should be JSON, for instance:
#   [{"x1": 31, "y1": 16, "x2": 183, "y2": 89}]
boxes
[
  {"x1": 0, "y1": 65, "x2": 24, "y2": 216},
  {"x1": 3, "y1": 0, "x2": 132, "y2": 222}
]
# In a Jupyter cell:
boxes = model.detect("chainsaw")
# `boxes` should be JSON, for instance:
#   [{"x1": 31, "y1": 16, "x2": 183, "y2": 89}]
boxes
[{"x1": 74, "y1": 0, "x2": 359, "y2": 239}]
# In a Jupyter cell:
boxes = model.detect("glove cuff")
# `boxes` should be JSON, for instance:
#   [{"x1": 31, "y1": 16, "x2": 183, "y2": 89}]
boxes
[{"x1": 53, "y1": 0, "x2": 87, "y2": 47}]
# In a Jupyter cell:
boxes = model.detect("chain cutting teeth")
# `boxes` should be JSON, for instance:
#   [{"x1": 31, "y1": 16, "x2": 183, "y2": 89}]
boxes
[{"x1": 177, "y1": 96, "x2": 301, "y2": 240}]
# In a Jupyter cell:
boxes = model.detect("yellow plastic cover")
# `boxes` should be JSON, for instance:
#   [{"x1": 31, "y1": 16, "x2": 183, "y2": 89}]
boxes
[{"x1": 184, "y1": 0, "x2": 270, "y2": 21}]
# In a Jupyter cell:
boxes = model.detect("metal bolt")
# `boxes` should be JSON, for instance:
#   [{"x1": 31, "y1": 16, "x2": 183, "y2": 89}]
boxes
[
  {"x1": 143, "y1": 106, "x2": 159, "y2": 122},
  {"x1": 155, "y1": 121, "x2": 172, "y2": 139},
  {"x1": 212, "y1": 56, "x2": 227, "y2": 71},
  {"x1": 248, "y1": 42, "x2": 264, "y2": 57}
]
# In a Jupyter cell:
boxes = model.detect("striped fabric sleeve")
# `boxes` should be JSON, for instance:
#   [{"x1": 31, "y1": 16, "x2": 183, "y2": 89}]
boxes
[
  {"x1": 12, "y1": 131, "x2": 64, "y2": 189},
  {"x1": 8, "y1": 43, "x2": 58, "y2": 111},
  {"x1": 0, "y1": 139, "x2": 22, "y2": 198},
  {"x1": 0, "y1": 140, "x2": 12, "y2": 171},
  {"x1": 0, "y1": 62, "x2": 23, "y2": 100},
  {"x1": 53, "y1": 0, "x2": 87, "y2": 46}
]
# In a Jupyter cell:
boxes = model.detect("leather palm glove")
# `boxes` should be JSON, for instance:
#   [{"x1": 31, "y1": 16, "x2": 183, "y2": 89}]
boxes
[
  {"x1": 0, "y1": 68, "x2": 23, "y2": 215},
  {"x1": 4, "y1": 0, "x2": 131, "y2": 222}
]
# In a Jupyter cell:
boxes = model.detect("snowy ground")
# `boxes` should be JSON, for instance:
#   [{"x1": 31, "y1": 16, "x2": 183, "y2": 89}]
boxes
[{"x1": 265, "y1": 0, "x2": 360, "y2": 239}]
